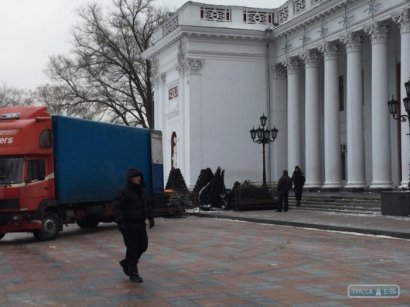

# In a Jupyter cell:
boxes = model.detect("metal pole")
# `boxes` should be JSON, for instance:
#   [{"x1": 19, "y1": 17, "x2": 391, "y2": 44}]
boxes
[
  {"x1": 407, "y1": 127, "x2": 410, "y2": 190},
  {"x1": 262, "y1": 142, "x2": 266, "y2": 187}
]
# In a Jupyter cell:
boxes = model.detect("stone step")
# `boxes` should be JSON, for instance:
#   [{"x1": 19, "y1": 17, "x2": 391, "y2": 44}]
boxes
[
  {"x1": 293, "y1": 199, "x2": 381, "y2": 207},
  {"x1": 293, "y1": 191, "x2": 381, "y2": 198},
  {"x1": 286, "y1": 192, "x2": 382, "y2": 214},
  {"x1": 292, "y1": 195, "x2": 381, "y2": 201},
  {"x1": 289, "y1": 202, "x2": 380, "y2": 211},
  {"x1": 290, "y1": 202, "x2": 380, "y2": 210},
  {"x1": 288, "y1": 205, "x2": 381, "y2": 215},
  {"x1": 296, "y1": 200, "x2": 381, "y2": 206}
]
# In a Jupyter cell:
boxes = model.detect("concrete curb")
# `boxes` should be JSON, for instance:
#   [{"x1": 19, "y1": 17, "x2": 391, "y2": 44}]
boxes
[{"x1": 189, "y1": 212, "x2": 410, "y2": 239}]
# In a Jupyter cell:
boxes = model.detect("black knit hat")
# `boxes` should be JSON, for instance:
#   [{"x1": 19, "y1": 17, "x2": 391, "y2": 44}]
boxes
[{"x1": 126, "y1": 168, "x2": 144, "y2": 184}]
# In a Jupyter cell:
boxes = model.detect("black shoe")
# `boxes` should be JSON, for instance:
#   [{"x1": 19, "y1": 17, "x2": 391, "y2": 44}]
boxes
[
  {"x1": 127, "y1": 262, "x2": 143, "y2": 283},
  {"x1": 129, "y1": 275, "x2": 143, "y2": 283},
  {"x1": 277, "y1": 209, "x2": 282, "y2": 212},
  {"x1": 119, "y1": 259, "x2": 130, "y2": 276},
  {"x1": 284, "y1": 209, "x2": 288, "y2": 212}
]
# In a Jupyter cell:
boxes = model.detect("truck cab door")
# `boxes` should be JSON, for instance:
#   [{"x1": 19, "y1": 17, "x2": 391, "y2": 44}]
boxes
[{"x1": 21, "y1": 159, "x2": 51, "y2": 211}]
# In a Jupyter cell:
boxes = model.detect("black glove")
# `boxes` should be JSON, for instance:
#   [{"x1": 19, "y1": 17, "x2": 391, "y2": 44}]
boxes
[
  {"x1": 118, "y1": 223, "x2": 125, "y2": 231},
  {"x1": 149, "y1": 219, "x2": 155, "y2": 229}
]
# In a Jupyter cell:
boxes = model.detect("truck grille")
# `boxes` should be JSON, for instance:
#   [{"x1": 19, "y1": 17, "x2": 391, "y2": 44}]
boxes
[
  {"x1": 0, "y1": 213, "x2": 11, "y2": 224},
  {"x1": 0, "y1": 199, "x2": 19, "y2": 209}
]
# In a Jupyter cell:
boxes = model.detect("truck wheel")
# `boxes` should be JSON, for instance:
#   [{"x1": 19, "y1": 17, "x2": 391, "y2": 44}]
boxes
[
  {"x1": 0, "y1": 233, "x2": 5, "y2": 240},
  {"x1": 33, "y1": 212, "x2": 61, "y2": 241},
  {"x1": 76, "y1": 217, "x2": 99, "y2": 229}
]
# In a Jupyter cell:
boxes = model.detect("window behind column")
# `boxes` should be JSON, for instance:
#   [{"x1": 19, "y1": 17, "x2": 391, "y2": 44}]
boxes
[{"x1": 339, "y1": 75, "x2": 344, "y2": 111}]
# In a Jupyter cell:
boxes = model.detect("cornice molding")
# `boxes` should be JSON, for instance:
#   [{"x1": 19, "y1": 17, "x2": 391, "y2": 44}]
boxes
[
  {"x1": 183, "y1": 30, "x2": 265, "y2": 42},
  {"x1": 274, "y1": 0, "x2": 360, "y2": 39},
  {"x1": 143, "y1": 26, "x2": 265, "y2": 60},
  {"x1": 143, "y1": 31, "x2": 182, "y2": 60},
  {"x1": 189, "y1": 50, "x2": 265, "y2": 60}
]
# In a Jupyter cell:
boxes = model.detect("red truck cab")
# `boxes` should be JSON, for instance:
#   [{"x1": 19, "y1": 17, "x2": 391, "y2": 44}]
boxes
[{"x1": 0, "y1": 106, "x2": 58, "y2": 240}]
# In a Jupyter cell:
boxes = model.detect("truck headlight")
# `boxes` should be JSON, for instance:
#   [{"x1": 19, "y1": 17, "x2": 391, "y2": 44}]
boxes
[{"x1": 12, "y1": 214, "x2": 22, "y2": 221}]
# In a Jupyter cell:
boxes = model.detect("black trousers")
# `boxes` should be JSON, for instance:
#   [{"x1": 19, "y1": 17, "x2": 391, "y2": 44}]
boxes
[
  {"x1": 278, "y1": 192, "x2": 289, "y2": 211},
  {"x1": 294, "y1": 187, "x2": 303, "y2": 202},
  {"x1": 121, "y1": 223, "x2": 148, "y2": 264}
]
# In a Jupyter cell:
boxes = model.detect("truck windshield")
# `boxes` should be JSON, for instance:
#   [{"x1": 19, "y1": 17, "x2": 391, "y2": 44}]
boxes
[{"x1": 0, "y1": 158, "x2": 22, "y2": 184}]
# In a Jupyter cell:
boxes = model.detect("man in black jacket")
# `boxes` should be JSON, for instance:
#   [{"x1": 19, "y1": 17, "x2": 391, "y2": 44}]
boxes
[
  {"x1": 277, "y1": 170, "x2": 292, "y2": 212},
  {"x1": 113, "y1": 168, "x2": 155, "y2": 283},
  {"x1": 291, "y1": 166, "x2": 305, "y2": 207}
]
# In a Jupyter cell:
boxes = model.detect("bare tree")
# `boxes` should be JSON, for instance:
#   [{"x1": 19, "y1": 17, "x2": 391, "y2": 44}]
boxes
[
  {"x1": 46, "y1": 0, "x2": 168, "y2": 127},
  {"x1": 35, "y1": 84, "x2": 106, "y2": 120},
  {"x1": 0, "y1": 82, "x2": 35, "y2": 108}
]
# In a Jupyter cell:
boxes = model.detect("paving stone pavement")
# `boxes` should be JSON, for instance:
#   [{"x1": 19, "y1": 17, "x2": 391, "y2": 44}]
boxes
[
  {"x1": 189, "y1": 208, "x2": 410, "y2": 239},
  {"x1": 0, "y1": 215, "x2": 409, "y2": 306}
]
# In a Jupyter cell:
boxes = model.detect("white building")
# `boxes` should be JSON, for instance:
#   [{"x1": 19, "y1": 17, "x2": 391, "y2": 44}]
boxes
[{"x1": 143, "y1": 0, "x2": 410, "y2": 190}]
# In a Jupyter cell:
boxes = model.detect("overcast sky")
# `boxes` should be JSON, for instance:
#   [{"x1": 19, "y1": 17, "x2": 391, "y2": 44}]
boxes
[{"x1": 0, "y1": 0, "x2": 286, "y2": 90}]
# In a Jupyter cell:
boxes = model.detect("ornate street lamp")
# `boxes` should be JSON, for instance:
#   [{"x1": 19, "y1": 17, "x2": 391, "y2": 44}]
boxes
[
  {"x1": 405, "y1": 79, "x2": 410, "y2": 97},
  {"x1": 250, "y1": 113, "x2": 278, "y2": 187},
  {"x1": 387, "y1": 78, "x2": 410, "y2": 188}
]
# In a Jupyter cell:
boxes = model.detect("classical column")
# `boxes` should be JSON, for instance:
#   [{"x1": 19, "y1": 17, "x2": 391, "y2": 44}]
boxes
[
  {"x1": 367, "y1": 22, "x2": 392, "y2": 189},
  {"x1": 286, "y1": 57, "x2": 303, "y2": 172},
  {"x1": 396, "y1": 10, "x2": 410, "y2": 187},
  {"x1": 303, "y1": 49, "x2": 321, "y2": 188},
  {"x1": 321, "y1": 41, "x2": 342, "y2": 189},
  {"x1": 343, "y1": 32, "x2": 366, "y2": 189},
  {"x1": 272, "y1": 64, "x2": 288, "y2": 181}
]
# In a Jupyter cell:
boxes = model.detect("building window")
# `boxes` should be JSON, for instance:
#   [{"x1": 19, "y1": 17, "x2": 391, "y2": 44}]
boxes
[
  {"x1": 339, "y1": 75, "x2": 344, "y2": 111},
  {"x1": 341, "y1": 144, "x2": 347, "y2": 181},
  {"x1": 243, "y1": 10, "x2": 273, "y2": 24},
  {"x1": 312, "y1": 0, "x2": 321, "y2": 5},
  {"x1": 362, "y1": 69, "x2": 365, "y2": 105},
  {"x1": 168, "y1": 86, "x2": 178, "y2": 100},
  {"x1": 279, "y1": 7, "x2": 289, "y2": 24},
  {"x1": 200, "y1": 7, "x2": 231, "y2": 22}
]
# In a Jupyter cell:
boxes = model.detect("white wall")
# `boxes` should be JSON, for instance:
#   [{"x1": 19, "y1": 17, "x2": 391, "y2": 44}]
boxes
[{"x1": 186, "y1": 39, "x2": 268, "y2": 188}]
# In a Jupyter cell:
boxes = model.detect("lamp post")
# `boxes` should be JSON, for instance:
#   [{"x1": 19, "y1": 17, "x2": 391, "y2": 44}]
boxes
[
  {"x1": 250, "y1": 113, "x2": 278, "y2": 187},
  {"x1": 387, "y1": 78, "x2": 410, "y2": 188}
]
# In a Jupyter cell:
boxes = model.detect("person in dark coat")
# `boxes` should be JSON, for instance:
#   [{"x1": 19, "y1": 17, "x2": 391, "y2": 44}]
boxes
[
  {"x1": 291, "y1": 166, "x2": 305, "y2": 207},
  {"x1": 113, "y1": 168, "x2": 155, "y2": 283},
  {"x1": 277, "y1": 170, "x2": 292, "y2": 212}
]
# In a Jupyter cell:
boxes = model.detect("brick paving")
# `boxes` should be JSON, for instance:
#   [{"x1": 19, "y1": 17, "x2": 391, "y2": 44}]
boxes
[{"x1": 0, "y1": 215, "x2": 409, "y2": 306}]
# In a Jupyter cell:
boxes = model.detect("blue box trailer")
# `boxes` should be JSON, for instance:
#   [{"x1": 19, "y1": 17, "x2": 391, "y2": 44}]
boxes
[{"x1": 52, "y1": 116, "x2": 164, "y2": 204}]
